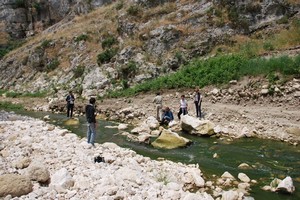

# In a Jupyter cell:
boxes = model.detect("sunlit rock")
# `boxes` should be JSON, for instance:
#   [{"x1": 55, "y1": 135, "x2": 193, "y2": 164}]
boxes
[
  {"x1": 50, "y1": 168, "x2": 74, "y2": 189},
  {"x1": 152, "y1": 129, "x2": 191, "y2": 149},
  {"x1": 221, "y1": 172, "x2": 235, "y2": 180},
  {"x1": 238, "y1": 163, "x2": 251, "y2": 169},
  {"x1": 27, "y1": 163, "x2": 50, "y2": 183},
  {"x1": 181, "y1": 115, "x2": 215, "y2": 136},
  {"x1": 238, "y1": 173, "x2": 250, "y2": 183},
  {"x1": 64, "y1": 118, "x2": 79, "y2": 126},
  {"x1": 276, "y1": 176, "x2": 295, "y2": 194},
  {"x1": 0, "y1": 174, "x2": 33, "y2": 197},
  {"x1": 118, "y1": 123, "x2": 128, "y2": 130}
]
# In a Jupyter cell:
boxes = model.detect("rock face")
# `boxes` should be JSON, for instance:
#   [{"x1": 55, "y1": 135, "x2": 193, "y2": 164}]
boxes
[
  {"x1": 0, "y1": 174, "x2": 33, "y2": 197},
  {"x1": 0, "y1": 0, "x2": 113, "y2": 40},
  {"x1": 0, "y1": 0, "x2": 299, "y2": 98}
]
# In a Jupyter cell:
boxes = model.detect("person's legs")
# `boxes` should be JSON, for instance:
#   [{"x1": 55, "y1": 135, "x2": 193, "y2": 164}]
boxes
[
  {"x1": 195, "y1": 102, "x2": 199, "y2": 117},
  {"x1": 70, "y1": 104, "x2": 74, "y2": 118},
  {"x1": 199, "y1": 102, "x2": 202, "y2": 118},
  {"x1": 89, "y1": 123, "x2": 96, "y2": 145},
  {"x1": 156, "y1": 105, "x2": 162, "y2": 121},
  {"x1": 181, "y1": 108, "x2": 187, "y2": 116},
  {"x1": 178, "y1": 108, "x2": 183, "y2": 120},
  {"x1": 87, "y1": 123, "x2": 92, "y2": 143},
  {"x1": 156, "y1": 106, "x2": 159, "y2": 120},
  {"x1": 67, "y1": 105, "x2": 70, "y2": 117}
]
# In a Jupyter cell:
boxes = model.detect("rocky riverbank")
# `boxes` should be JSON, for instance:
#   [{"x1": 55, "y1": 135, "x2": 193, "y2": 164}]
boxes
[
  {"x1": 1, "y1": 108, "x2": 297, "y2": 199},
  {"x1": 0, "y1": 111, "x2": 235, "y2": 199}
]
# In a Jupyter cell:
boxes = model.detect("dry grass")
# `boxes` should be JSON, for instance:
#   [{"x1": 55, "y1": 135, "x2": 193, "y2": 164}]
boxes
[
  {"x1": 142, "y1": 2, "x2": 177, "y2": 22},
  {"x1": 215, "y1": 18, "x2": 300, "y2": 56},
  {"x1": 286, "y1": 0, "x2": 300, "y2": 5},
  {"x1": 272, "y1": 21, "x2": 300, "y2": 49},
  {"x1": 176, "y1": 24, "x2": 206, "y2": 36},
  {"x1": 0, "y1": 22, "x2": 9, "y2": 45}
]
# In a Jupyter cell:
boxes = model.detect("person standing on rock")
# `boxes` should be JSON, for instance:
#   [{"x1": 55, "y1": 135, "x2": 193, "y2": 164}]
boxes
[
  {"x1": 177, "y1": 95, "x2": 188, "y2": 120},
  {"x1": 194, "y1": 88, "x2": 202, "y2": 118},
  {"x1": 86, "y1": 97, "x2": 97, "y2": 146},
  {"x1": 66, "y1": 91, "x2": 75, "y2": 118},
  {"x1": 153, "y1": 92, "x2": 163, "y2": 121}
]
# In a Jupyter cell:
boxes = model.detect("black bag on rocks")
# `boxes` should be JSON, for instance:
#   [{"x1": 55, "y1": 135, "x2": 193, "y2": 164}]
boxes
[{"x1": 94, "y1": 156, "x2": 105, "y2": 163}]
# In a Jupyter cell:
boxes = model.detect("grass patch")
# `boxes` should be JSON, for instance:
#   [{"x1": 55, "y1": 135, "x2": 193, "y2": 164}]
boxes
[
  {"x1": 0, "y1": 39, "x2": 25, "y2": 59},
  {"x1": 0, "y1": 101, "x2": 24, "y2": 110},
  {"x1": 106, "y1": 54, "x2": 300, "y2": 98}
]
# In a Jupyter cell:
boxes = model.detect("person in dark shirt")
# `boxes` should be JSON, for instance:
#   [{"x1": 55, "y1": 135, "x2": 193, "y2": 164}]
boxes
[
  {"x1": 194, "y1": 88, "x2": 202, "y2": 118},
  {"x1": 160, "y1": 107, "x2": 174, "y2": 126},
  {"x1": 85, "y1": 97, "x2": 96, "y2": 146},
  {"x1": 66, "y1": 91, "x2": 75, "y2": 118}
]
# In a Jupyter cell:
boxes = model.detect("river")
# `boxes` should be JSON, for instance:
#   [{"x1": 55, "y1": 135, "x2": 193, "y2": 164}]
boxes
[{"x1": 10, "y1": 110, "x2": 300, "y2": 200}]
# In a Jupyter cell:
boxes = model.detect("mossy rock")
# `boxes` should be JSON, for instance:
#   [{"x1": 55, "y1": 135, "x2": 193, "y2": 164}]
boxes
[
  {"x1": 151, "y1": 129, "x2": 191, "y2": 149},
  {"x1": 64, "y1": 118, "x2": 79, "y2": 125}
]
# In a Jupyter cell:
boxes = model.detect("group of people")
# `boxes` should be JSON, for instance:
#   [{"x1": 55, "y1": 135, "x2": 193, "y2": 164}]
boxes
[
  {"x1": 153, "y1": 88, "x2": 203, "y2": 126},
  {"x1": 66, "y1": 87, "x2": 203, "y2": 146}
]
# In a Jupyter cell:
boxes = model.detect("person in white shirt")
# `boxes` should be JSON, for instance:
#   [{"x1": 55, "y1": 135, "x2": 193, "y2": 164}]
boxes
[{"x1": 177, "y1": 95, "x2": 188, "y2": 120}]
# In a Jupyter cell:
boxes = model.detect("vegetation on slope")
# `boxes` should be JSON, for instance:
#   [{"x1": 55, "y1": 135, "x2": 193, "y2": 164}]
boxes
[{"x1": 106, "y1": 54, "x2": 300, "y2": 98}]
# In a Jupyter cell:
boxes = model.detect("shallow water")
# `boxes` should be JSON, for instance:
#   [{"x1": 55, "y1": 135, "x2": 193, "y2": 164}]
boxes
[{"x1": 11, "y1": 110, "x2": 300, "y2": 200}]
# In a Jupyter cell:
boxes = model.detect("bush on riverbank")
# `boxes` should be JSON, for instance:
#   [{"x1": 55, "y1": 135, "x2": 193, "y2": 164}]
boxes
[
  {"x1": 0, "y1": 101, "x2": 24, "y2": 110},
  {"x1": 106, "y1": 54, "x2": 300, "y2": 98}
]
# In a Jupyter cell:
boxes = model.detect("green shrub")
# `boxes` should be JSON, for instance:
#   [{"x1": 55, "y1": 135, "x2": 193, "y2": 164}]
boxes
[
  {"x1": 73, "y1": 65, "x2": 85, "y2": 78},
  {"x1": 41, "y1": 39, "x2": 52, "y2": 49},
  {"x1": 33, "y1": 2, "x2": 41, "y2": 13},
  {"x1": 121, "y1": 79, "x2": 129, "y2": 89},
  {"x1": 127, "y1": 5, "x2": 140, "y2": 16},
  {"x1": 97, "y1": 48, "x2": 117, "y2": 65},
  {"x1": 106, "y1": 54, "x2": 300, "y2": 98},
  {"x1": 277, "y1": 16, "x2": 289, "y2": 24},
  {"x1": 0, "y1": 39, "x2": 25, "y2": 59},
  {"x1": 15, "y1": 0, "x2": 25, "y2": 8},
  {"x1": 46, "y1": 59, "x2": 60, "y2": 72},
  {"x1": 102, "y1": 36, "x2": 117, "y2": 49},
  {"x1": 0, "y1": 49, "x2": 9, "y2": 59},
  {"x1": 6, "y1": 91, "x2": 22, "y2": 98},
  {"x1": 263, "y1": 42, "x2": 275, "y2": 51},
  {"x1": 120, "y1": 60, "x2": 138, "y2": 79},
  {"x1": 239, "y1": 42, "x2": 258, "y2": 58},
  {"x1": 75, "y1": 34, "x2": 89, "y2": 42},
  {"x1": 115, "y1": 1, "x2": 124, "y2": 10},
  {"x1": 0, "y1": 89, "x2": 6, "y2": 96},
  {"x1": 0, "y1": 101, "x2": 24, "y2": 110}
]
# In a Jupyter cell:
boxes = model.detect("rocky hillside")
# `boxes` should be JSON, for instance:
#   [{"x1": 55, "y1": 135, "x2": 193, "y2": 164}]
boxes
[{"x1": 0, "y1": 0, "x2": 299, "y2": 98}]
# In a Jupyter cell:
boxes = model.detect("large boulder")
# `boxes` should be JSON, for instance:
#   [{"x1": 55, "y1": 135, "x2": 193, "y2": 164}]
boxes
[
  {"x1": 0, "y1": 174, "x2": 33, "y2": 197},
  {"x1": 27, "y1": 163, "x2": 50, "y2": 183},
  {"x1": 151, "y1": 129, "x2": 191, "y2": 149},
  {"x1": 181, "y1": 115, "x2": 215, "y2": 136}
]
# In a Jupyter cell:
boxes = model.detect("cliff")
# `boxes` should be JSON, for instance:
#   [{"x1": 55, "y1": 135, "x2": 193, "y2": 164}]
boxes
[{"x1": 0, "y1": 0, "x2": 299, "y2": 98}]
